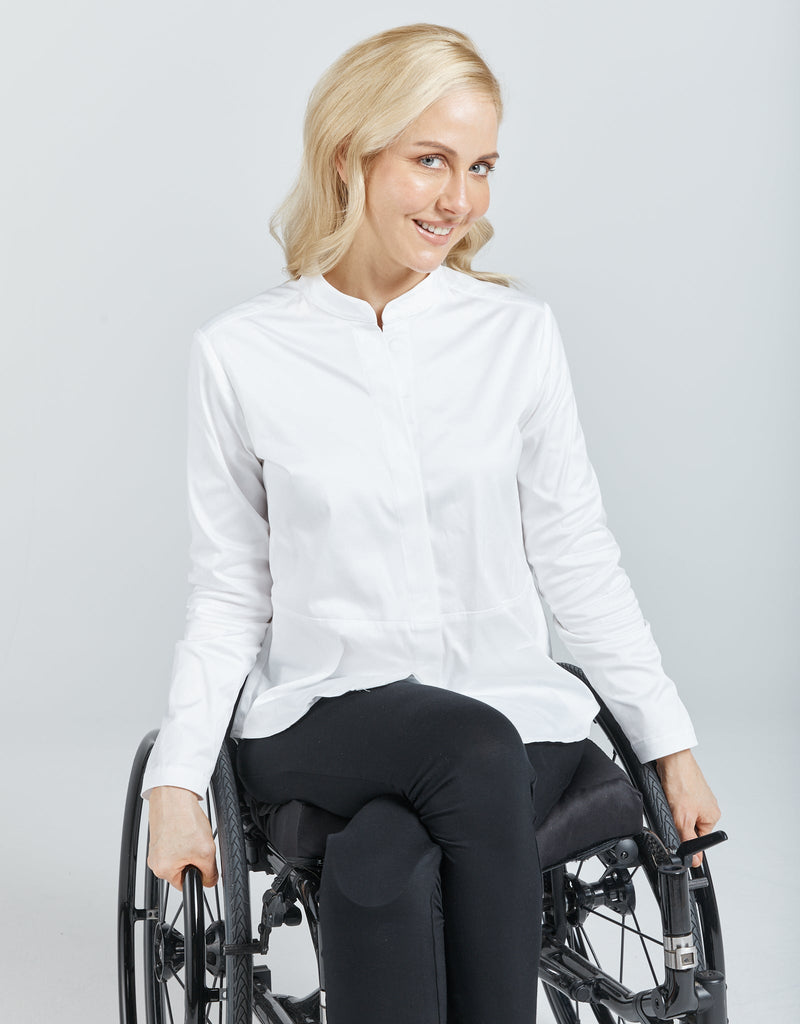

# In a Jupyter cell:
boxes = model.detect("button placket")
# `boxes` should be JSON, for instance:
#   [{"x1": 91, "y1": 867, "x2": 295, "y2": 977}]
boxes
[
  {"x1": 384, "y1": 328, "x2": 441, "y2": 683},
  {"x1": 385, "y1": 322, "x2": 415, "y2": 412},
  {"x1": 355, "y1": 324, "x2": 442, "y2": 660}
]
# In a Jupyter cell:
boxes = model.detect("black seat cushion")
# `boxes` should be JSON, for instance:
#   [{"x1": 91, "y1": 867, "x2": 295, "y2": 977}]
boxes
[
  {"x1": 249, "y1": 739, "x2": 644, "y2": 868},
  {"x1": 535, "y1": 739, "x2": 644, "y2": 868},
  {"x1": 247, "y1": 797, "x2": 350, "y2": 862}
]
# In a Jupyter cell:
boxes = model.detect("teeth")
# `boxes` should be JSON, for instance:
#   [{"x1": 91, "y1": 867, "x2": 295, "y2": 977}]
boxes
[{"x1": 417, "y1": 220, "x2": 453, "y2": 236}]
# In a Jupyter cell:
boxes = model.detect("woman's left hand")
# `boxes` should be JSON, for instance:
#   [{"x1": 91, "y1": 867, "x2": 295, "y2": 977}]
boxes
[{"x1": 654, "y1": 749, "x2": 721, "y2": 868}]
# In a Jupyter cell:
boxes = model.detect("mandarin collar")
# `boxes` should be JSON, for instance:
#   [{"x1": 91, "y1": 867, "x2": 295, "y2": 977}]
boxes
[{"x1": 299, "y1": 265, "x2": 448, "y2": 324}]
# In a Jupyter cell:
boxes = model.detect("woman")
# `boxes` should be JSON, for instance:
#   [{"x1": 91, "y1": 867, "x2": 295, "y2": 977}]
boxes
[{"x1": 144, "y1": 23, "x2": 720, "y2": 1024}]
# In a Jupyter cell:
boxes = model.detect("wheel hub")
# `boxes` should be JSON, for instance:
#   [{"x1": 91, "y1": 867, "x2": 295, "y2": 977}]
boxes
[
  {"x1": 204, "y1": 920, "x2": 226, "y2": 978},
  {"x1": 564, "y1": 867, "x2": 637, "y2": 927},
  {"x1": 153, "y1": 921, "x2": 184, "y2": 982}
]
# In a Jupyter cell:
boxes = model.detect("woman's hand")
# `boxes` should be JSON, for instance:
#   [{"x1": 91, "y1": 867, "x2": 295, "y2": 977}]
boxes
[
  {"x1": 655, "y1": 749, "x2": 721, "y2": 868},
  {"x1": 147, "y1": 785, "x2": 219, "y2": 891}
]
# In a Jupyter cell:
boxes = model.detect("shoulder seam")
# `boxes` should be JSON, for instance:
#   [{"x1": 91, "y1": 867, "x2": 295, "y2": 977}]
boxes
[{"x1": 195, "y1": 279, "x2": 298, "y2": 336}]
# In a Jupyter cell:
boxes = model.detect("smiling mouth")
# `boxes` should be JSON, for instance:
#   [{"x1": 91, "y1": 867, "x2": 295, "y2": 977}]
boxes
[{"x1": 414, "y1": 219, "x2": 456, "y2": 237}]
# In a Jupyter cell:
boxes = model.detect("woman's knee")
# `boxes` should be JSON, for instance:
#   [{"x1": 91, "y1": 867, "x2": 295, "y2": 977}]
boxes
[
  {"x1": 319, "y1": 795, "x2": 446, "y2": 1024},
  {"x1": 321, "y1": 795, "x2": 441, "y2": 906},
  {"x1": 413, "y1": 693, "x2": 534, "y2": 793}
]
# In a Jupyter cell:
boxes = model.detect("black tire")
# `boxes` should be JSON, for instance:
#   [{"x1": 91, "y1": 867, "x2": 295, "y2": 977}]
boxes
[
  {"x1": 118, "y1": 731, "x2": 253, "y2": 1024},
  {"x1": 541, "y1": 664, "x2": 725, "y2": 1024}
]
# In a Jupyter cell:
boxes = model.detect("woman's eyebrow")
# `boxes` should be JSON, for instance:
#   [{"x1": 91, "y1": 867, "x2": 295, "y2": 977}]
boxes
[{"x1": 411, "y1": 140, "x2": 500, "y2": 161}]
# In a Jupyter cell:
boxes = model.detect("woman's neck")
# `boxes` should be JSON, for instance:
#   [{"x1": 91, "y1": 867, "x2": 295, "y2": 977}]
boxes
[{"x1": 323, "y1": 254, "x2": 429, "y2": 329}]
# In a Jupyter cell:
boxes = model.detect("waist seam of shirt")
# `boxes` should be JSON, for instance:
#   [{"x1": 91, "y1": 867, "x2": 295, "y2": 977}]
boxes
[{"x1": 274, "y1": 575, "x2": 536, "y2": 624}]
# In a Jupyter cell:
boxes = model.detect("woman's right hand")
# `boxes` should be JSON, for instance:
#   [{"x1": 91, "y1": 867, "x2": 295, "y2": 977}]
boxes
[{"x1": 147, "y1": 785, "x2": 219, "y2": 891}]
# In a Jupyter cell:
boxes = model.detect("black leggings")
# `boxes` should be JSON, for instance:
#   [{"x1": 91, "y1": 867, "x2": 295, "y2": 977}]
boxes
[{"x1": 236, "y1": 677, "x2": 586, "y2": 1024}]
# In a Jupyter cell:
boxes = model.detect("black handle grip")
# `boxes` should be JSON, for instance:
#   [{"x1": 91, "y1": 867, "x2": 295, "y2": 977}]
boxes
[{"x1": 676, "y1": 830, "x2": 728, "y2": 867}]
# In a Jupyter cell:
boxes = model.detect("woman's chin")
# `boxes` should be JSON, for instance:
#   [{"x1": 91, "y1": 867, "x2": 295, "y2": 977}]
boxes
[{"x1": 406, "y1": 249, "x2": 450, "y2": 274}]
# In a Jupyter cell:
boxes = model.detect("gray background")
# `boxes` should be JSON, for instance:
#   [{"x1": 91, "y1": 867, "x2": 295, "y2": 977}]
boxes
[{"x1": 2, "y1": 1, "x2": 797, "y2": 1019}]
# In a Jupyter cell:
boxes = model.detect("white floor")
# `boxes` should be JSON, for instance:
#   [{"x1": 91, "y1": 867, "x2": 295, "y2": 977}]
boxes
[{"x1": 3, "y1": 697, "x2": 795, "y2": 1022}]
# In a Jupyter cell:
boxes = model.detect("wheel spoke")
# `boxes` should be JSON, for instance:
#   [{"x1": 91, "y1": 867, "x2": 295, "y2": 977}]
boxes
[
  {"x1": 618, "y1": 911, "x2": 625, "y2": 983},
  {"x1": 568, "y1": 931, "x2": 583, "y2": 1021},
  {"x1": 574, "y1": 858, "x2": 585, "y2": 880},
  {"x1": 577, "y1": 924, "x2": 601, "y2": 968},
  {"x1": 165, "y1": 984, "x2": 175, "y2": 1024},
  {"x1": 585, "y1": 908, "x2": 663, "y2": 947},
  {"x1": 631, "y1": 909, "x2": 660, "y2": 985}
]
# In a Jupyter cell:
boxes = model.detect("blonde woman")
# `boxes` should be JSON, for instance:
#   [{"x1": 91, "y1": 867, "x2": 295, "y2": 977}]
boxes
[{"x1": 144, "y1": 23, "x2": 720, "y2": 1024}]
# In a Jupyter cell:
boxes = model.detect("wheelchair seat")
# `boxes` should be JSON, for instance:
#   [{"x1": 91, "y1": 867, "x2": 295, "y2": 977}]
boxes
[{"x1": 244, "y1": 738, "x2": 644, "y2": 870}]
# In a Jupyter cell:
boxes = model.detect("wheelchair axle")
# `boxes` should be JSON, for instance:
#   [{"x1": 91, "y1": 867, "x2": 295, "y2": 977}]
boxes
[
  {"x1": 153, "y1": 921, "x2": 183, "y2": 983},
  {"x1": 564, "y1": 866, "x2": 638, "y2": 927},
  {"x1": 153, "y1": 918, "x2": 229, "y2": 983}
]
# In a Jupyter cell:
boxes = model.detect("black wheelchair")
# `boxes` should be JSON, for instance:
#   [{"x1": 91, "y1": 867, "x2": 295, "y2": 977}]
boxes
[{"x1": 118, "y1": 664, "x2": 729, "y2": 1023}]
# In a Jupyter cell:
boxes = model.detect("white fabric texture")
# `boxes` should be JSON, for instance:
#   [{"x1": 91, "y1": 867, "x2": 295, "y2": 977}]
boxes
[{"x1": 141, "y1": 264, "x2": 697, "y2": 799}]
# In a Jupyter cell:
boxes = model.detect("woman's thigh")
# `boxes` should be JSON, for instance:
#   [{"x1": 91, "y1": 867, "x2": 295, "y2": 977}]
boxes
[
  {"x1": 525, "y1": 739, "x2": 587, "y2": 827},
  {"x1": 237, "y1": 678, "x2": 534, "y2": 816},
  {"x1": 236, "y1": 677, "x2": 584, "y2": 826}
]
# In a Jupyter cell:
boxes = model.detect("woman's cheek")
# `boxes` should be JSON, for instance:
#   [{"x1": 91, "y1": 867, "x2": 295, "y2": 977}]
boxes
[{"x1": 403, "y1": 172, "x2": 440, "y2": 204}]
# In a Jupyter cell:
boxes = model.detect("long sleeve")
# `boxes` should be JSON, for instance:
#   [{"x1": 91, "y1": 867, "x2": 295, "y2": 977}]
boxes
[
  {"x1": 516, "y1": 303, "x2": 697, "y2": 762},
  {"x1": 140, "y1": 329, "x2": 274, "y2": 799}
]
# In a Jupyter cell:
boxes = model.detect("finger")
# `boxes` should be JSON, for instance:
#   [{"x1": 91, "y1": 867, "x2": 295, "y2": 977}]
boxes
[
  {"x1": 181, "y1": 851, "x2": 218, "y2": 889},
  {"x1": 176, "y1": 863, "x2": 200, "y2": 892},
  {"x1": 202, "y1": 861, "x2": 219, "y2": 888},
  {"x1": 675, "y1": 820, "x2": 702, "y2": 868},
  {"x1": 147, "y1": 854, "x2": 172, "y2": 886}
]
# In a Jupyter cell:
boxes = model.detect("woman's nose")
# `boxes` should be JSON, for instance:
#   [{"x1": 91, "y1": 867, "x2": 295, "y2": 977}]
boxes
[{"x1": 437, "y1": 174, "x2": 471, "y2": 216}]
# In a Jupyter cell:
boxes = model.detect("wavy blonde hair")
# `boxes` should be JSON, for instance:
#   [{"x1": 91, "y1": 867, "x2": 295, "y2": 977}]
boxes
[{"x1": 270, "y1": 23, "x2": 513, "y2": 288}]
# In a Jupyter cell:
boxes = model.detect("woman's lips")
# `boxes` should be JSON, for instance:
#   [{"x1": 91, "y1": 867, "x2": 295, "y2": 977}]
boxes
[{"x1": 413, "y1": 219, "x2": 455, "y2": 246}]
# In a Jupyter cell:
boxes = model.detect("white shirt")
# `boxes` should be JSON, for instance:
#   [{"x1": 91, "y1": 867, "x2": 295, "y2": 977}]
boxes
[{"x1": 141, "y1": 264, "x2": 697, "y2": 799}]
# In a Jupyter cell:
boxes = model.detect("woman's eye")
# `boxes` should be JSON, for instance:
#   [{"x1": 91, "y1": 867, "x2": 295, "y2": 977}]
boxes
[{"x1": 418, "y1": 154, "x2": 495, "y2": 175}]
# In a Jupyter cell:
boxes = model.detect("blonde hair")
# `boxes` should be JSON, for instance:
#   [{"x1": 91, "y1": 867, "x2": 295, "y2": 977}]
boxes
[{"x1": 270, "y1": 23, "x2": 513, "y2": 288}]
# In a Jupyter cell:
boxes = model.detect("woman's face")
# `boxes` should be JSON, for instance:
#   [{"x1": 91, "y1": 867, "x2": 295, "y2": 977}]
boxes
[{"x1": 342, "y1": 89, "x2": 500, "y2": 280}]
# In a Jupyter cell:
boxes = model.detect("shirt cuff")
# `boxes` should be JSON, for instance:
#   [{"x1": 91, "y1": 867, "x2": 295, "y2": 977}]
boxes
[
  {"x1": 140, "y1": 761, "x2": 210, "y2": 802},
  {"x1": 629, "y1": 724, "x2": 698, "y2": 764}
]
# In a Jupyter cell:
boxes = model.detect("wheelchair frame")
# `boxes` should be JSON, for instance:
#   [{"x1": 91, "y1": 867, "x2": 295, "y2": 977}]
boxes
[{"x1": 118, "y1": 664, "x2": 729, "y2": 1024}]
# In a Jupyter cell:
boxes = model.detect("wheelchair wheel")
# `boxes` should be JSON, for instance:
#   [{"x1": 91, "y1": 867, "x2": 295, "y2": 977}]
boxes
[
  {"x1": 118, "y1": 730, "x2": 252, "y2": 1024},
  {"x1": 542, "y1": 664, "x2": 725, "y2": 1024}
]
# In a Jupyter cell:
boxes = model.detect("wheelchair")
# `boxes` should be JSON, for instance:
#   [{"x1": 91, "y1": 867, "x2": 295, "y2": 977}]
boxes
[{"x1": 118, "y1": 664, "x2": 729, "y2": 1024}]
